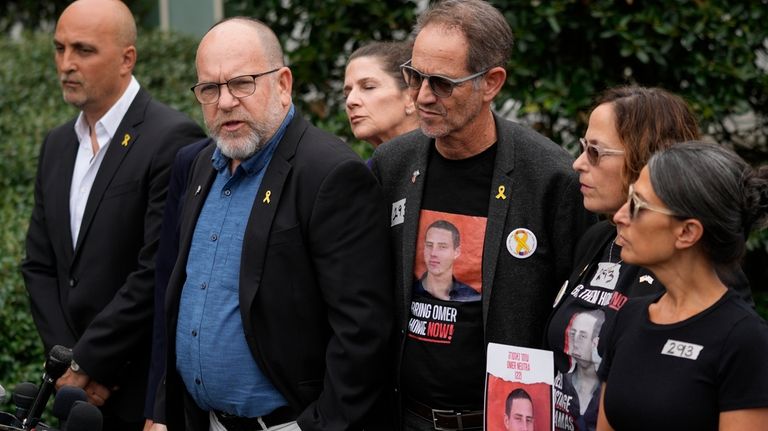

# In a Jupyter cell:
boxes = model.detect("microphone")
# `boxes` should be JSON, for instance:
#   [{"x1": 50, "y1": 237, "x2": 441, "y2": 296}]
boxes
[
  {"x1": 12, "y1": 383, "x2": 37, "y2": 425},
  {"x1": 23, "y1": 345, "x2": 72, "y2": 430},
  {"x1": 64, "y1": 401, "x2": 102, "y2": 431},
  {"x1": 52, "y1": 386, "x2": 87, "y2": 431}
]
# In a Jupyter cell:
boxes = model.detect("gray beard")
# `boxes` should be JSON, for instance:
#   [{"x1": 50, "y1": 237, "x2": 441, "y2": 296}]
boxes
[{"x1": 213, "y1": 127, "x2": 263, "y2": 160}]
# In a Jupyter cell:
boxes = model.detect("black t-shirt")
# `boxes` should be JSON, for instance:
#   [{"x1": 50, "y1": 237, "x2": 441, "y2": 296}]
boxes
[
  {"x1": 420, "y1": 142, "x2": 496, "y2": 215},
  {"x1": 547, "y1": 241, "x2": 634, "y2": 431},
  {"x1": 599, "y1": 289, "x2": 768, "y2": 431},
  {"x1": 401, "y1": 142, "x2": 495, "y2": 409}
]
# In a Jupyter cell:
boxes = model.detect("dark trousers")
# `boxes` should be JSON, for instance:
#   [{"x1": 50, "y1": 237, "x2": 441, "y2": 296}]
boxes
[
  {"x1": 402, "y1": 408, "x2": 483, "y2": 431},
  {"x1": 403, "y1": 409, "x2": 436, "y2": 431},
  {"x1": 102, "y1": 414, "x2": 145, "y2": 431}
]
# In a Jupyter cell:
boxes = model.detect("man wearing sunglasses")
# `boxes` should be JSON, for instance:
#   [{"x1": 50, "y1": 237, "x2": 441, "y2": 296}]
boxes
[{"x1": 370, "y1": 1, "x2": 594, "y2": 429}]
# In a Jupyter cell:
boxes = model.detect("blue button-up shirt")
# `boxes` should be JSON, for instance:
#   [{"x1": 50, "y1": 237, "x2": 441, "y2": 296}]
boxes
[{"x1": 176, "y1": 106, "x2": 294, "y2": 417}]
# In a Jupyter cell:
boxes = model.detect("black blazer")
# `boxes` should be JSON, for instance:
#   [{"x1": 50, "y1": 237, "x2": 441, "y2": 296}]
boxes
[
  {"x1": 161, "y1": 114, "x2": 394, "y2": 431},
  {"x1": 146, "y1": 139, "x2": 210, "y2": 418},
  {"x1": 22, "y1": 88, "x2": 205, "y2": 422}
]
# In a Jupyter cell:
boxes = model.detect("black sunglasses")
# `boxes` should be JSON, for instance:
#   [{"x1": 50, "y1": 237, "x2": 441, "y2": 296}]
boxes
[{"x1": 399, "y1": 60, "x2": 488, "y2": 98}]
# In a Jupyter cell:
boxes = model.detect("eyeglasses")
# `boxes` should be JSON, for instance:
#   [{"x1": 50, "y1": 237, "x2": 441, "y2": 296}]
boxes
[
  {"x1": 627, "y1": 184, "x2": 680, "y2": 220},
  {"x1": 191, "y1": 68, "x2": 281, "y2": 104},
  {"x1": 579, "y1": 137, "x2": 625, "y2": 166},
  {"x1": 399, "y1": 60, "x2": 488, "y2": 98}
]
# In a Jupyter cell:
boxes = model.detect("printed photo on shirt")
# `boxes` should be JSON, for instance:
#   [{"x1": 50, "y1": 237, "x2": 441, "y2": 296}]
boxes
[
  {"x1": 553, "y1": 309, "x2": 605, "y2": 431},
  {"x1": 412, "y1": 210, "x2": 485, "y2": 302}
]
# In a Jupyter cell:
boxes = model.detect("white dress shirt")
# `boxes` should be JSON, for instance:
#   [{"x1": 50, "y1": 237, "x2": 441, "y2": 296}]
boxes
[{"x1": 69, "y1": 76, "x2": 140, "y2": 247}]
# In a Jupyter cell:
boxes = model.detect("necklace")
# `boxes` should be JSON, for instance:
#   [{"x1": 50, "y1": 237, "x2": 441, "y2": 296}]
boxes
[
  {"x1": 589, "y1": 237, "x2": 623, "y2": 288},
  {"x1": 608, "y1": 238, "x2": 623, "y2": 266}
]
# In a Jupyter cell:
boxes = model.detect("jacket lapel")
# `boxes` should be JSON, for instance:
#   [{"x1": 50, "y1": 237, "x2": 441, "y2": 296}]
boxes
[
  {"x1": 56, "y1": 128, "x2": 79, "y2": 260},
  {"x1": 168, "y1": 141, "x2": 217, "y2": 320},
  {"x1": 238, "y1": 116, "x2": 306, "y2": 330},
  {"x1": 481, "y1": 114, "x2": 515, "y2": 330},
  {"x1": 72, "y1": 89, "x2": 150, "y2": 256},
  {"x1": 400, "y1": 139, "x2": 430, "y2": 319}
]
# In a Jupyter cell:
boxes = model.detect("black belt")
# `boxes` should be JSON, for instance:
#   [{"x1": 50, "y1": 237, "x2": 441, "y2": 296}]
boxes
[
  {"x1": 405, "y1": 398, "x2": 483, "y2": 430},
  {"x1": 214, "y1": 406, "x2": 295, "y2": 431}
]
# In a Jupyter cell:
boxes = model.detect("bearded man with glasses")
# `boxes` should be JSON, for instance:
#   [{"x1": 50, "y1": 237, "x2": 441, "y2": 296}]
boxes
[
  {"x1": 370, "y1": 1, "x2": 594, "y2": 430},
  {"x1": 154, "y1": 16, "x2": 394, "y2": 431}
]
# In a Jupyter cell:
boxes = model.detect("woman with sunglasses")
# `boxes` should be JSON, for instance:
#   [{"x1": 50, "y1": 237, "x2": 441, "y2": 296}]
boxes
[
  {"x1": 597, "y1": 142, "x2": 768, "y2": 430},
  {"x1": 544, "y1": 86, "x2": 750, "y2": 431}
]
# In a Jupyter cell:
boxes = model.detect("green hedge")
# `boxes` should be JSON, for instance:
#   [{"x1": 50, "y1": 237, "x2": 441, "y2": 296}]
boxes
[
  {"x1": 1, "y1": 1, "x2": 767, "y2": 403},
  {"x1": 0, "y1": 29, "x2": 202, "y2": 395}
]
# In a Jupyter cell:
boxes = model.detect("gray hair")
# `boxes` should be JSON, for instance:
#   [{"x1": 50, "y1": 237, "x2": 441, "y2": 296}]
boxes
[
  {"x1": 648, "y1": 141, "x2": 768, "y2": 265},
  {"x1": 413, "y1": 0, "x2": 513, "y2": 73}
]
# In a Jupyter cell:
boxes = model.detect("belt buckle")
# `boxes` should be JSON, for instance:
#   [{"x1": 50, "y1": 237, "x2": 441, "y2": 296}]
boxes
[{"x1": 431, "y1": 408, "x2": 462, "y2": 431}]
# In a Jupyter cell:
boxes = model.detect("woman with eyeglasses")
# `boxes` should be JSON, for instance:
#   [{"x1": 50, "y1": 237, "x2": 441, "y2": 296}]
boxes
[
  {"x1": 596, "y1": 142, "x2": 768, "y2": 430},
  {"x1": 544, "y1": 86, "x2": 751, "y2": 431}
]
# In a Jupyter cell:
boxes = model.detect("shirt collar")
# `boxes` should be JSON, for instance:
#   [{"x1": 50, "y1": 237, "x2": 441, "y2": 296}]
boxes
[
  {"x1": 212, "y1": 104, "x2": 295, "y2": 175},
  {"x1": 73, "y1": 76, "x2": 141, "y2": 144}
]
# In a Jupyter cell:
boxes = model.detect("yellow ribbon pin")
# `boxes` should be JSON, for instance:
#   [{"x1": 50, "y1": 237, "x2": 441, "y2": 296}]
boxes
[
  {"x1": 507, "y1": 228, "x2": 537, "y2": 259},
  {"x1": 263, "y1": 190, "x2": 271, "y2": 204},
  {"x1": 495, "y1": 185, "x2": 507, "y2": 200},
  {"x1": 514, "y1": 231, "x2": 530, "y2": 254},
  {"x1": 121, "y1": 133, "x2": 131, "y2": 147}
]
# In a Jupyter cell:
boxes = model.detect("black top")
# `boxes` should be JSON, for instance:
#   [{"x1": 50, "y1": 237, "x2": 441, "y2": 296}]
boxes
[
  {"x1": 544, "y1": 221, "x2": 755, "y2": 431},
  {"x1": 545, "y1": 221, "x2": 663, "y2": 431},
  {"x1": 401, "y1": 142, "x2": 494, "y2": 409},
  {"x1": 599, "y1": 289, "x2": 768, "y2": 431}
]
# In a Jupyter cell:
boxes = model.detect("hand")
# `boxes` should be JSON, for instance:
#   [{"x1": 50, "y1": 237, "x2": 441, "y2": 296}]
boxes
[
  {"x1": 83, "y1": 380, "x2": 111, "y2": 406},
  {"x1": 148, "y1": 422, "x2": 167, "y2": 431},
  {"x1": 143, "y1": 419, "x2": 154, "y2": 431},
  {"x1": 56, "y1": 368, "x2": 89, "y2": 390}
]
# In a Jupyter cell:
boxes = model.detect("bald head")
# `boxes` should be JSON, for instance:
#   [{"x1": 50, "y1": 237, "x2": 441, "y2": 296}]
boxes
[
  {"x1": 194, "y1": 16, "x2": 293, "y2": 167},
  {"x1": 54, "y1": 0, "x2": 138, "y2": 123},
  {"x1": 199, "y1": 17, "x2": 284, "y2": 69},
  {"x1": 59, "y1": 0, "x2": 137, "y2": 48}
]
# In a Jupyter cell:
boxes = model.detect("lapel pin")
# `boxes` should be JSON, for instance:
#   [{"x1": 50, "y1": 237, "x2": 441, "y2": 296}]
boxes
[
  {"x1": 411, "y1": 170, "x2": 420, "y2": 184},
  {"x1": 121, "y1": 133, "x2": 131, "y2": 147},
  {"x1": 263, "y1": 190, "x2": 272, "y2": 204},
  {"x1": 194, "y1": 185, "x2": 201, "y2": 196},
  {"x1": 495, "y1": 185, "x2": 507, "y2": 200},
  {"x1": 507, "y1": 228, "x2": 537, "y2": 259}
]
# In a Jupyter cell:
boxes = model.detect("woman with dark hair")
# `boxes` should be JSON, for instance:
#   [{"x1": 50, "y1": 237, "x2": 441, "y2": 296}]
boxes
[
  {"x1": 545, "y1": 86, "x2": 698, "y2": 431},
  {"x1": 544, "y1": 86, "x2": 752, "y2": 431},
  {"x1": 344, "y1": 41, "x2": 419, "y2": 149},
  {"x1": 597, "y1": 142, "x2": 768, "y2": 430}
]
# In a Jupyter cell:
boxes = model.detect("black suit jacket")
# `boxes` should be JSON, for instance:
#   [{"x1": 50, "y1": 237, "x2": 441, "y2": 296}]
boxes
[
  {"x1": 146, "y1": 139, "x2": 209, "y2": 418},
  {"x1": 161, "y1": 114, "x2": 394, "y2": 431},
  {"x1": 22, "y1": 88, "x2": 205, "y2": 422}
]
